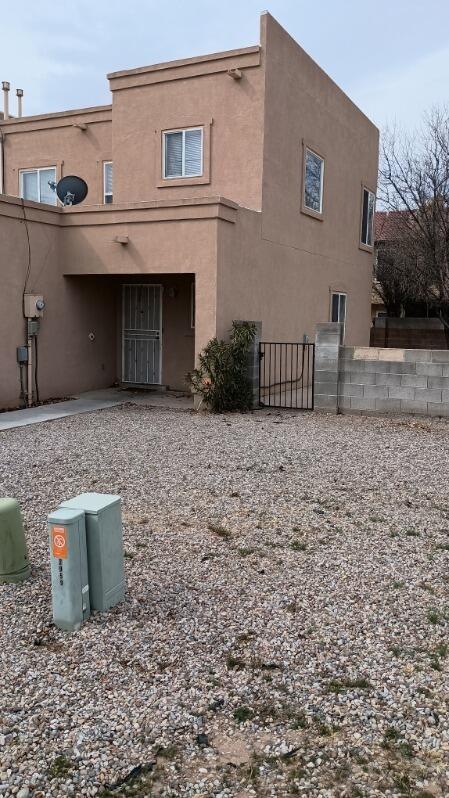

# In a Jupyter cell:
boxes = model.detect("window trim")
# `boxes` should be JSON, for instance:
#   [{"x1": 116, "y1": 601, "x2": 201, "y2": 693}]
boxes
[
  {"x1": 103, "y1": 161, "x2": 113, "y2": 204},
  {"x1": 190, "y1": 282, "x2": 195, "y2": 329},
  {"x1": 301, "y1": 143, "x2": 325, "y2": 220},
  {"x1": 360, "y1": 185, "x2": 375, "y2": 250},
  {"x1": 19, "y1": 165, "x2": 57, "y2": 205},
  {"x1": 162, "y1": 126, "x2": 204, "y2": 180},
  {"x1": 156, "y1": 119, "x2": 211, "y2": 188}
]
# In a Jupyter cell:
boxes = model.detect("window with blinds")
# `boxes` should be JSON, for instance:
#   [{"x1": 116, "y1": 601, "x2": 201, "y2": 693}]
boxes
[
  {"x1": 104, "y1": 162, "x2": 113, "y2": 204},
  {"x1": 163, "y1": 128, "x2": 203, "y2": 179},
  {"x1": 20, "y1": 167, "x2": 57, "y2": 205}
]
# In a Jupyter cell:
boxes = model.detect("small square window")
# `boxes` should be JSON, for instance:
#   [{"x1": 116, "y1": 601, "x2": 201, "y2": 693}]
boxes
[
  {"x1": 104, "y1": 161, "x2": 113, "y2": 204},
  {"x1": 304, "y1": 148, "x2": 324, "y2": 214},
  {"x1": 361, "y1": 187, "x2": 375, "y2": 246},
  {"x1": 20, "y1": 167, "x2": 57, "y2": 205},
  {"x1": 163, "y1": 128, "x2": 203, "y2": 179}
]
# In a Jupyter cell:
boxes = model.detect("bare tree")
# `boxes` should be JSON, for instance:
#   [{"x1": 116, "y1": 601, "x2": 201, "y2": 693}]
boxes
[{"x1": 379, "y1": 107, "x2": 449, "y2": 331}]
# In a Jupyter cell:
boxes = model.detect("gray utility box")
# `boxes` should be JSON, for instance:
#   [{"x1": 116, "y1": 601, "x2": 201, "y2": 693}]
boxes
[
  {"x1": 48, "y1": 508, "x2": 90, "y2": 632},
  {"x1": 60, "y1": 493, "x2": 125, "y2": 612}
]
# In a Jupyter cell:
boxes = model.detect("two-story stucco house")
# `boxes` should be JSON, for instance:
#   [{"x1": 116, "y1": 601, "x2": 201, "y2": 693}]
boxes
[{"x1": 0, "y1": 13, "x2": 378, "y2": 408}]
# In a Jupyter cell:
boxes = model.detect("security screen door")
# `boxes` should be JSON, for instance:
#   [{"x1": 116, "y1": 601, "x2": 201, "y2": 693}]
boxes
[{"x1": 122, "y1": 285, "x2": 162, "y2": 384}]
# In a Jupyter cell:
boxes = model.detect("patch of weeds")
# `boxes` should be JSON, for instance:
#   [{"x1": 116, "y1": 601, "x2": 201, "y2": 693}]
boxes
[
  {"x1": 226, "y1": 653, "x2": 246, "y2": 670},
  {"x1": 136, "y1": 542, "x2": 147, "y2": 549},
  {"x1": 48, "y1": 755, "x2": 73, "y2": 778},
  {"x1": 236, "y1": 631, "x2": 255, "y2": 644},
  {"x1": 393, "y1": 772, "x2": 412, "y2": 794},
  {"x1": 389, "y1": 645, "x2": 402, "y2": 657},
  {"x1": 393, "y1": 580, "x2": 405, "y2": 589},
  {"x1": 429, "y1": 641, "x2": 447, "y2": 671},
  {"x1": 382, "y1": 726, "x2": 400, "y2": 746},
  {"x1": 369, "y1": 516, "x2": 384, "y2": 523},
  {"x1": 405, "y1": 529, "x2": 420, "y2": 537},
  {"x1": 238, "y1": 547, "x2": 255, "y2": 557},
  {"x1": 351, "y1": 751, "x2": 369, "y2": 766},
  {"x1": 230, "y1": 491, "x2": 240, "y2": 498},
  {"x1": 290, "y1": 711, "x2": 308, "y2": 730},
  {"x1": 157, "y1": 745, "x2": 178, "y2": 760},
  {"x1": 434, "y1": 642, "x2": 448, "y2": 658},
  {"x1": 208, "y1": 523, "x2": 232, "y2": 540},
  {"x1": 285, "y1": 601, "x2": 297, "y2": 614},
  {"x1": 291, "y1": 540, "x2": 307, "y2": 552},
  {"x1": 427, "y1": 608, "x2": 442, "y2": 625},
  {"x1": 233, "y1": 705, "x2": 253, "y2": 723},
  {"x1": 138, "y1": 517, "x2": 149, "y2": 524},
  {"x1": 419, "y1": 581, "x2": 435, "y2": 594},
  {"x1": 328, "y1": 677, "x2": 371, "y2": 693},
  {"x1": 123, "y1": 551, "x2": 135, "y2": 559},
  {"x1": 398, "y1": 742, "x2": 414, "y2": 759},
  {"x1": 350, "y1": 788, "x2": 364, "y2": 798},
  {"x1": 435, "y1": 542, "x2": 449, "y2": 551}
]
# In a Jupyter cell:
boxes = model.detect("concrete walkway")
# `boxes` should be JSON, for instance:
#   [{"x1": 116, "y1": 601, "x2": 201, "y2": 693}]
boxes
[{"x1": 0, "y1": 389, "x2": 193, "y2": 432}]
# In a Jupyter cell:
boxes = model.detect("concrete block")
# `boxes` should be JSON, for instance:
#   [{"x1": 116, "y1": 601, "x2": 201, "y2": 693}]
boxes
[
  {"x1": 443, "y1": 390, "x2": 449, "y2": 403},
  {"x1": 315, "y1": 381, "x2": 338, "y2": 396},
  {"x1": 431, "y1": 350, "x2": 449, "y2": 363},
  {"x1": 314, "y1": 370, "x2": 339, "y2": 383},
  {"x1": 375, "y1": 398, "x2": 402, "y2": 413},
  {"x1": 337, "y1": 396, "x2": 352, "y2": 410},
  {"x1": 404, "y1": 349, "x2": 431, "y2": 362},
  {"x1": 314, "y1": 394, "x2": 338, "y2": 412},
  {"x1": 400, "y1": 374, "x2": 428, "y2": 388},
  {"x1": 388, "y1": 386, "x2": 415, "y2": 401},
  {"x1": 400, "y1": 400, "x2": 428, "y2": 415},
  {"x1": 416, "y1": 362, "x2": 443, "y2": 377},
  {"x1": 442, "y1": 365, "x2": 449, "y2": 377},
  {"x1": 346, "y1": 370, "x2": 376, "y2": 385},
  {"x1": 339, "y1": 383, "x2": 364, "y2": 397},
  {"x1": 428, "y1": 402, "x2": 449, "y2": 417},
  {"x1": 364, "y1": 361, "x2": 416, "y2": 374},
  {"x1": 340, "y1": 347, "x2": 356, "y2": 360},
  {"x1": 364, "y1": 385, "x2": 389, "y2": 400},
  {"x1": 414, "y1": 388, "x2": 443, "y2": 403},
  {"x1": 350, "y1": 396, "x2": 377, "y2": 411},
  {"x1": 375, "y1": 373, "x2": 402, "y2": 387},
  {"x1": 428, "y1": 376, "x2": 449, "y2": 389},
  {"x1": 378, "y1": 348, "x2": 405, "y2": 361}
]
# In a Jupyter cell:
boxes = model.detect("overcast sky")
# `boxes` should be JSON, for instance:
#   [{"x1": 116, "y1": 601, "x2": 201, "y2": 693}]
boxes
[{"x1": 1, "y1": 0, "x2": 448, "y2": 133}]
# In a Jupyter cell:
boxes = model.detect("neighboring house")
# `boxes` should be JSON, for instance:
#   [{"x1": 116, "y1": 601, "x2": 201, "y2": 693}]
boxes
[{"x1": 0, "y1": 13, "x2": 378, "y2": 408}]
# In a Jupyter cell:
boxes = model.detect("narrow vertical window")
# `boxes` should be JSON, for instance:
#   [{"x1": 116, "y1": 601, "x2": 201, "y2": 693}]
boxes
[
  {"x1": 331, "y1": 292, "x2": 347, "y2": 327},
  {"x1": 304, "y1": 148, "x2": 324, "y2": 213},
  {"x1": 361, "y1": 187, "x2": 375, "y2": 246},
  {"x1": 104, "y1": 162, "x2": 113, "y2": 204},
  {"x1": 190, "y1": 282, "x2": 195, "y2": 329}
]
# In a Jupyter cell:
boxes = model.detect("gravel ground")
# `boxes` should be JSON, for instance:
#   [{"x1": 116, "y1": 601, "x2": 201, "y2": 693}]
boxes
[{"x1": 1, "y1": 405, "x2": 449, "y2": 798}]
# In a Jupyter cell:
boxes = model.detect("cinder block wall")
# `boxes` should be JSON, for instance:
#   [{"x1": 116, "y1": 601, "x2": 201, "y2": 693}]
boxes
[{"x1": 315, "y1": 324, "x2": 449, "y2": 417}]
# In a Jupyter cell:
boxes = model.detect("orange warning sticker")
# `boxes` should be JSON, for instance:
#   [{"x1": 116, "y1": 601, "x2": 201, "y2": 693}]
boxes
[{"x1": 52, "y1": 526, "x2": 68, "y2": 559}]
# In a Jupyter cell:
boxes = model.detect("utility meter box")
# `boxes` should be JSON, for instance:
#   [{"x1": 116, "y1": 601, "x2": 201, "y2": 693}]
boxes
[
  {"x1": 48, "y1": 508, "x2": 90, "y2": 632},
  {"x1": 60, "y1": 493, "x2": 125, "y2": 612},
  {"x1": 0, "y1": 497, "x2": 30, "y2": 583},
  {"x1": 23, "y1": 294, "x2": 45, "y2": 318}
]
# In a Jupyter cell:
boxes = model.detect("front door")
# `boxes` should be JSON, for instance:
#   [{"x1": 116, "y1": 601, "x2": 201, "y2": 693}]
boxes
[{"x1": 122, "y1": 284, "x2": 162, "y2": 385}]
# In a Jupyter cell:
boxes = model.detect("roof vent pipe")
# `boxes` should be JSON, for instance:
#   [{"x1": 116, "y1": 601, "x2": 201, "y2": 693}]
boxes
[
  {"x1": 16, "y1": 88, "x2": 23, "y2": 118},
  {"x1": 2, "y1": 81, "x2": 10, "y2": 120}
]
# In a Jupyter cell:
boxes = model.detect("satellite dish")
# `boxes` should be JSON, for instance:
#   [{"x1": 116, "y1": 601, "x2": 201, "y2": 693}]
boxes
[{"x1": 55, "y1": 175, "x2": 88, "y2": 206}]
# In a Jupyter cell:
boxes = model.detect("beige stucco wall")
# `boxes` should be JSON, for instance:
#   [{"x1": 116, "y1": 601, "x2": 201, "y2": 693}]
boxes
[
  {"x1": 108, "y1": 46, "x2": 264, "y2": 208},
  {"x1": 255, "y1": 14, "x2": 378, "y2": 345},
  {"x1": 0, "y1": 197, "x2": 117, "y2": 408},
  {"x1": 1, "y1": 106, "x2": 112, "y2": 205}
]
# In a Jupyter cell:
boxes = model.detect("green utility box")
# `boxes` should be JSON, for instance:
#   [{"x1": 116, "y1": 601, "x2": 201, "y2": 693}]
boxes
[
  {"x1": 60, "y1": 493, "x2": 125, "y2": 612},
  {"x1": 0, "y1": 498, "x2": 30, "y2": 583},
  {"x1": 48, "y1": 507, "x2": 90, "y2": 632}
]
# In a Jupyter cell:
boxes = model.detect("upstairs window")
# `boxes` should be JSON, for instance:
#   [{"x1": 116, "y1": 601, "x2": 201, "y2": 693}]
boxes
[
  {"x1": 163, "y1": 127, "x2": 203, "y2": 179},
  {"x1": 20, "y1": 167, "x2": 57, "y2": 205},
  {"x1": 304, "y1": 148, "x2": 324, "y2": 214},
  {"x1": 104, "y1": 161, "x2": 113, "y2": 204},
  {"x1": 361, "y1": 187, "x2": 375, "y2": 246}
]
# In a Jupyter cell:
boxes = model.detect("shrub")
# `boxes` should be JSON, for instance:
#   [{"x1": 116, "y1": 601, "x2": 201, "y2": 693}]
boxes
[{"x1": 189, "y1": 321, "x2": 257, "y2": 412}]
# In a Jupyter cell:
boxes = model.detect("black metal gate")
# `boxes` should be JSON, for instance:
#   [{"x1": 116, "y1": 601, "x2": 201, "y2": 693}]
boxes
[{"x1": 259, "y1": 342, "x2": 315, "y2": 410}]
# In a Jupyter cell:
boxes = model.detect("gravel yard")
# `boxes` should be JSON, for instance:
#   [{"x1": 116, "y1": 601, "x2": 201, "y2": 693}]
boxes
[{"x1": 1, "y1": 405, "x2": 449, "y2": 798}]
